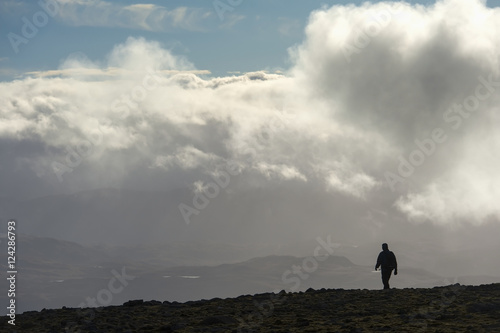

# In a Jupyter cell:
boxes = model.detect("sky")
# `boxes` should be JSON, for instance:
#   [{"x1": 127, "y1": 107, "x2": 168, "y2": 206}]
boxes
[
  {"x1": 2, "y1": 0, "x2": 442, "y2": 79},
  {"x1": 1, "y1": 0, "x2": 500, "y2": 256}
]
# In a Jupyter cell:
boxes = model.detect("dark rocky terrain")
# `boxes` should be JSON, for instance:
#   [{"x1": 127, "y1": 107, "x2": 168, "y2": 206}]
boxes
[{"x1": 2, "y1": 283, "x2": 500, "y2": 332}]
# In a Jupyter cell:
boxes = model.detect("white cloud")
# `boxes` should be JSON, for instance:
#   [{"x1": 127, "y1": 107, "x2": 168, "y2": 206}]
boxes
[
  {"x1": 218, "y1": 14, "x2": 245, "y2": 29},
  {"x1": 327, "y1": 171, "x2": 378, "y2": 199},
  {"x1": 0, "y1": 36, "x2": 370, "y2": 203},
  {"x1": 255, "y1": 162, "x2": 307, "y2": 182},
  {"x1": 396, "y1": 132, "x2": 500, "y2": 225},
  {"x1": 55, "y1": 0, "x2": 213, "y2": 32},
  {"x1": 290, "y1": 0, "x2": 500, "y2": 224},
  {"x1": 153, "y1": 146, "x2": 219, "y2": 171}
]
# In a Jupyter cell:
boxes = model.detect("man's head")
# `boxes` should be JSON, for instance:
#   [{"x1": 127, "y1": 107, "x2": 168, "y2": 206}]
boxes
[{"x1": 382, "y1": 243, "x2": 389, "y2": 251}]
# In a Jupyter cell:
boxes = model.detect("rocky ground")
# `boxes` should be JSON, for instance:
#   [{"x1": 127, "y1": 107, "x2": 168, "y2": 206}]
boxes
[{"x1": 2, "y1": 283, "x2": 500, "y2": 332}]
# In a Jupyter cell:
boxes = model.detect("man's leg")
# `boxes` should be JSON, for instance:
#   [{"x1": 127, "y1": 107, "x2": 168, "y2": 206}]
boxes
[{"x1": 381, "y1": 268, "x2": 393, "y2": 289}]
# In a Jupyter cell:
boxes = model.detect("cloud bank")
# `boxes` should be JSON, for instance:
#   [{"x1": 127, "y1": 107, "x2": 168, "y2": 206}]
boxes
[{"x1": 1, "y1": 0, "x2": 500, "y2": 227}]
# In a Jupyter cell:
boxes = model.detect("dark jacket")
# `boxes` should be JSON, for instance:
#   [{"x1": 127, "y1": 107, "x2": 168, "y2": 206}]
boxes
[{"x1": 376, "y1": 250, "x2": 397, "y2": 270}]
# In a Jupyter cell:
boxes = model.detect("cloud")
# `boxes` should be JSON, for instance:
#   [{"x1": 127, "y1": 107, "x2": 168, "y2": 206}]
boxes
[
  {"x1": 23, "y1": 40, "x2": 211, "y2": 80},
  {"x1": 395, "y1": 138, "x2": 500, "y2": 225},
  {"x1": 0, "y1": 35, "x2": 368, "y2": 203},
  {"x1": 326, "y1": 169, "x2": 379, "y2": 199},
  {"x1": 2, "y1": 0, "x2": 500, "y2": 228},
  {"x1": 24, "y1": 68, "x2": 211, "y2": 79},
  {"x1": 55, "y1": 0, "x2": 213, "y2": 32},
  {"x1": 218, "y1": 14, "x2": 245, "y2": 29},
  {"x1": 0, "y1": 0, "x2": 28, "y2": 17},
  {"x1": 290, "y1": 0, "x2": 500, "y2": 224},
  {"x1": 153, "y1": 146, "x2": 219, "y2": 171},
  {"x1": 255, "y1": 162, "x2": 307, "y2": 182}
]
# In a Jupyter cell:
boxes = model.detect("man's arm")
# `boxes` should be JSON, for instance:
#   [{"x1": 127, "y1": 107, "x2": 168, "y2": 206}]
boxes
[
  {"x1": 392, "y1": 252, "x2": 398, "y2": 274},
  {"x1": 375, "y1": 252, "x2": 382, "y2": 270}
]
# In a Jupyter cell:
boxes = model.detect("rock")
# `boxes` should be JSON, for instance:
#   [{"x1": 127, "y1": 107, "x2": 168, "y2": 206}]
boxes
[{"x1": 123, "y1": 299, "x2": 144, "y2": 307}]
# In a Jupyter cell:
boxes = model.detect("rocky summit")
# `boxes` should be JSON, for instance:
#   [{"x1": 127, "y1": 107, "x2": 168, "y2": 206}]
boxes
[{"x1": 2, "y1": 283, "x2": 500, "y2": 332}]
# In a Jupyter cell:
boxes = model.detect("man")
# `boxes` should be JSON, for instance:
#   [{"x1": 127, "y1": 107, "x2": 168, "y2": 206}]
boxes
[{"x1": 375, "y1": 243, "x2": 398, "y2": 289}]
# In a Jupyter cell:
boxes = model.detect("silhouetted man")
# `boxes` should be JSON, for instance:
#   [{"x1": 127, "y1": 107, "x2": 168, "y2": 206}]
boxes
[{"x1": 375, "y1": 243, "x2": 397, "y2": 289}]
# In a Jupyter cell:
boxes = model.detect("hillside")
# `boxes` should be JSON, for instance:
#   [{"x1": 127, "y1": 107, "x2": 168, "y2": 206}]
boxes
[{"x1": 2, "y1": 284, "x2": 500, "y2": 332}]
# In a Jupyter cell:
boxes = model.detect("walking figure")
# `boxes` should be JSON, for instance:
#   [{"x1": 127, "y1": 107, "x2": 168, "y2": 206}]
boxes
[{"x1": 375, "y1": 243, "x2": 398, "y2": 289}]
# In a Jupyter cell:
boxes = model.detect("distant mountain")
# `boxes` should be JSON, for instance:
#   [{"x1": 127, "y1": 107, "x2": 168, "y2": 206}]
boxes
[
  {"x1": 0, "y1": 235, "x2": 464, "y2": 313},
  {"x1": 5, "y1": 187, "x2": 500, "y2": 279},
  {"x1": 12, "y1": 234, "x2": 110, "y2": 265},
  {"x1": 2, "y1": 230, "x2": 499, "y2": 314}
]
